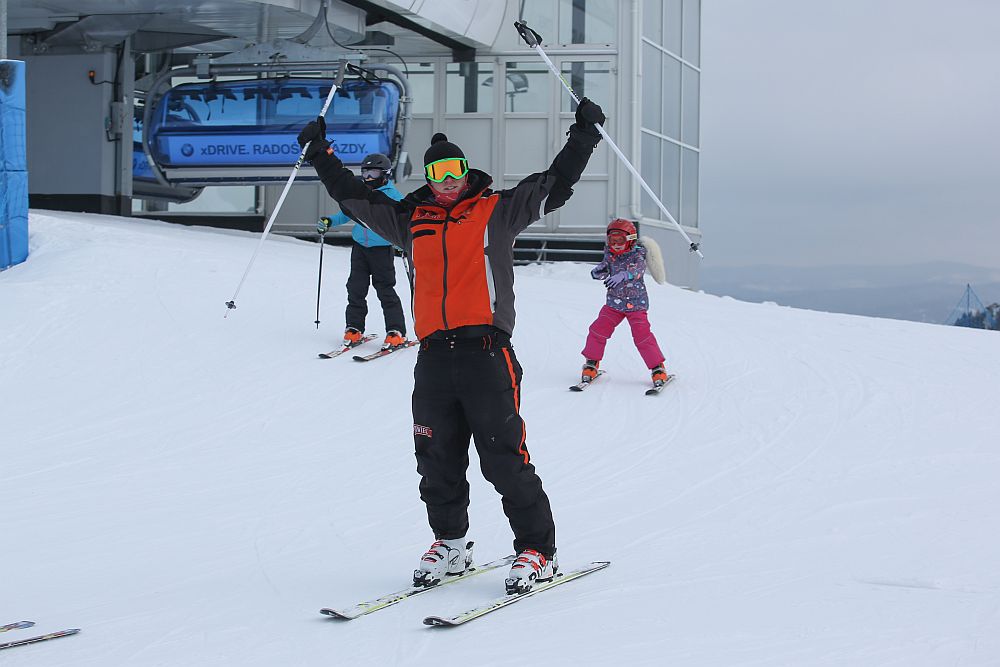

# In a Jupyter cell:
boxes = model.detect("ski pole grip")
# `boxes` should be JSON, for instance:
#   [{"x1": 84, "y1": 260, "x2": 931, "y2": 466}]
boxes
[{"x1": 514, "y1": 21, "x2": 542, "y2": 47}]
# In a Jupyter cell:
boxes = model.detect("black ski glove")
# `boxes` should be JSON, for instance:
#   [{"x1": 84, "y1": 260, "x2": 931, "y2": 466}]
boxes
[
  {"x1": 575, "y1": 97, "x2": 606, "y2": 128},
  {"x1": 297, "y1": 116, "x2": 332, "y2": 162}
]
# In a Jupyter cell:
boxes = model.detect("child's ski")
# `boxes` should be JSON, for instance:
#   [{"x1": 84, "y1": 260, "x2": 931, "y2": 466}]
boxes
[
  {"x1": 320, "y1": 554, "x2": 516, "y2": 620},
  {"x1": 353, "y1": 340, "x2": 419, "y2": 362},
  {"x1": 318, "y1": 334, "x2": 377, "y2": 358},
  {"x1": 645, "y1": 374, "x2": 676, "y2": 396},
  {"x1": 0, "y1": 628, "x2": 80, "y2": 651},
  {"x1": 423, "y1": 560, "x2": 611, "y2": 627},
  {"x1": 569, "y1": 370, "x2": 605, "y2": 391}
]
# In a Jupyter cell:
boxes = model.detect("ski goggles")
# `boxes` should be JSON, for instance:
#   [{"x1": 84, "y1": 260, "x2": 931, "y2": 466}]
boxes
[
  {"x1": 424, "y1": 157, "x2": 469, "y2": 182},
  {"x1": 361, "y1": 168, "x2": 385, "y2": 179}
]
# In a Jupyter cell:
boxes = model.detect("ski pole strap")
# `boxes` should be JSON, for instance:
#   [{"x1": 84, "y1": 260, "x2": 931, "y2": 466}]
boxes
[
  {"x1": 346, "y1": 62, "x2": 382, "y2": 84},
  {"x1": 514, "y1": 21, "x2": 542, "y2": 47}
]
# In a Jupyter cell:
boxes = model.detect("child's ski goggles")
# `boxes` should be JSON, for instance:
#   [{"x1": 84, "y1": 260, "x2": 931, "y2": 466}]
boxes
[{"x1": 424, "y1": 157, "x2": 469, "y2": 182}]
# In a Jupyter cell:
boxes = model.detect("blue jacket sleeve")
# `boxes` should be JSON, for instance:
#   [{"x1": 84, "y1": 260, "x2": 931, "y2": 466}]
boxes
[{"x1": 327, "y1": 210, "x2": 352, "y2": 226}]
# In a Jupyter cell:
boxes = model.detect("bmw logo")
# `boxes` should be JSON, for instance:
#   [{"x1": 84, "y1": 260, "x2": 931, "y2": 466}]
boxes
[{"x1": 181, "y1": 144, "x2": 194, "y2": 157}]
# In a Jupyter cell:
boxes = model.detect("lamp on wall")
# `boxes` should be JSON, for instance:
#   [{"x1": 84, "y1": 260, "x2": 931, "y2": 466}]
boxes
[{"x1": 481, "y1": 72, "x2": 529, "y2": 112}]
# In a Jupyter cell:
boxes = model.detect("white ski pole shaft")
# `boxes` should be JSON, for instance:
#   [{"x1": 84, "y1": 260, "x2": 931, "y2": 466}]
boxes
[
  {"x1": 514, "y1": 22, "x2": 702, "y2": 258},
  {"x1": 225, "y1": 61, "x2": 348, "y2": 314}
]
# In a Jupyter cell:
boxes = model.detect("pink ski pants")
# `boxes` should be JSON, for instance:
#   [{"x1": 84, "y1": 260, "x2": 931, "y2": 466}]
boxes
[{"x1": 581, "y1": 305, "x2": 665, "y2": 369}]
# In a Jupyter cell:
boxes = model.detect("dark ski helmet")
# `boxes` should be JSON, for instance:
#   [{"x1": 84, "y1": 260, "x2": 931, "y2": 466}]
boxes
[
  {"x1": 361, "y1": 153, "x2": 392, "y2": 171},
  {"x1": 360, "y1": 153, "x2": 391, "y2": 186},
  {"x1": 607, "y1": 218, "x2": 638, "y2": 255}
]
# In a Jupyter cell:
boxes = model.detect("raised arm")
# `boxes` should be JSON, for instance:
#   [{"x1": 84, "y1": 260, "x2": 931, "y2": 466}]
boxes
[
  {"x1": 495, "y1": 98, "x2": 605, "y2": 236},
  {"x1": 297, "y1": 119, "x2": 410, "y2": 248}
]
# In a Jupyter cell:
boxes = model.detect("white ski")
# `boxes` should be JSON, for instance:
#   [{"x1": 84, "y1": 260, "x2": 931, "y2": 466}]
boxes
[
  {"x1": 423, "y1": 560, "x2": 610, "y2": 627},
  {"x1": 320, "y1": 554, "x2": 516, "y2": 620}
]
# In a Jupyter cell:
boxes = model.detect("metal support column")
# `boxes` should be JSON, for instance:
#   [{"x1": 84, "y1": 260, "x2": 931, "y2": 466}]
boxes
[
  {"x1": 117, "y1": 36, "x2": 135, "y2": 215},
  {"x1": 1, "y1": 0, "x2": 7, "y2": 60}
]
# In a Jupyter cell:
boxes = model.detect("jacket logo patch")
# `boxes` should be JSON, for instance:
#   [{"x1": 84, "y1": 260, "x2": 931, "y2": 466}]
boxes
[
  {"x1": 413, "y1": 209, "x2": 445, "y2": 221},
  {"x1": 413, "y1": 424, "x2": 433, "y2": 438}
]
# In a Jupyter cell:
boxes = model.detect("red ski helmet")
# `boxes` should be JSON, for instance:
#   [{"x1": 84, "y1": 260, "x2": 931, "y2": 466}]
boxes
[{"x1": 606, "y1": 218, "x2": 637, "y2": 254}]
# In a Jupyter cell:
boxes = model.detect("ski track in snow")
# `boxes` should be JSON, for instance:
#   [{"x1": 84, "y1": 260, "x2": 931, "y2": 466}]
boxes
[{"x1": 2, "y1": 212, "x2": 1000, "y2": 666}]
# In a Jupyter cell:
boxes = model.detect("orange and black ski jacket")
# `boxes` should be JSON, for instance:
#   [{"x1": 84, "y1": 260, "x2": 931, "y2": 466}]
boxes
[{"x1": 312, "y1": 124, "x2": 601, "y2": 340}]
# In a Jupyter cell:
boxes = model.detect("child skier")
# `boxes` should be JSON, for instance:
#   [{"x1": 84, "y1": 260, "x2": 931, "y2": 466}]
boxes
[
  {"x1": 581, "y1": 218, "x2": 669, "y2": 388},
  {"x1": 317, "y1": 153, "x2": 408, "y2": 351}
]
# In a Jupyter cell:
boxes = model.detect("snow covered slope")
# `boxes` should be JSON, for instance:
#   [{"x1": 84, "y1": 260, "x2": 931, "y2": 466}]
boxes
[{"x1": 2, "y1": 211, "x2": 999, "y2": 666}]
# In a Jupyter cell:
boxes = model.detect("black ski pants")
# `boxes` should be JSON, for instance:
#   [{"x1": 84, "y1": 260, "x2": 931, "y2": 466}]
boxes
[
  {"x1": 412, "y1": 328, "x2": 556, "y2": 558},
  {"x1": 346, "y1": 242, "x2": 406, "y2": 335}
]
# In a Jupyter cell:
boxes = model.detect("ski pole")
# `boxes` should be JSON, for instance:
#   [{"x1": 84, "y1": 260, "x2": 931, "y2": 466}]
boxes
[
  {"x1": 225, "y1": 60, "x2": 351, "y2": 314},
  {"x1": 314, "y1": 228, "x2": 326, "y2": 329},
  {"x1": 514, "y1": 21, "x2": 703, "y2": 258}
]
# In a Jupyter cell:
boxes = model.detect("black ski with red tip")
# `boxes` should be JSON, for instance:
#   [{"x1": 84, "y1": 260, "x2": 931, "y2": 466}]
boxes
[{"x1": 353, "y1": 340, "x2": 419, "y2": 362}]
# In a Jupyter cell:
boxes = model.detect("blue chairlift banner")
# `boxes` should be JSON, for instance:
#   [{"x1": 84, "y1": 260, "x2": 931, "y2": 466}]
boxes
[{"x1": 154, "y1": 132, "x2": 382, "y2": 168}]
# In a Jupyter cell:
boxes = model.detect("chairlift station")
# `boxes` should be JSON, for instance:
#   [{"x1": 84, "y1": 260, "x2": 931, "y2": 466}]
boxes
[{"x1": 3, "y1": 0, "x2": 702, "y2": 285}]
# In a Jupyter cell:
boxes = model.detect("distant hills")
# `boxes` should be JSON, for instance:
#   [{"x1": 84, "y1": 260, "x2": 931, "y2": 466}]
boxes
[{"x1": 698, "y1": 262, "x2": 1000, "y2": 324}]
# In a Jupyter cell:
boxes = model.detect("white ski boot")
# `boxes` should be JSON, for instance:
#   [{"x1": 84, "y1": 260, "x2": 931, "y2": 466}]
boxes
[
  {"x1": 505, "y1": 549, "x2": 558, "y2": 595},
  {"x1": 413, "y1": 538, "x2": 474, "y2": 587}
]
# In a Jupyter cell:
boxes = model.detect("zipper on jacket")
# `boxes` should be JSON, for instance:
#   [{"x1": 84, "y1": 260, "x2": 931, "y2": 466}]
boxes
[{"x1": 440, "y1": 219, "x2": 449, "y2": 329}]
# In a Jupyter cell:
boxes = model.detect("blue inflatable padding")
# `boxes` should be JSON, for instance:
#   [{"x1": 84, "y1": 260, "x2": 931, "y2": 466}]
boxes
[
  {"x1": 0, "y1": 170, "x2": 29, "y2": 268},
  {"x1": 1, "y1": 60, "x2": 28, "y2": 269},
  {"x1": 0, "y1": 60, "x2": 27, "y2": 172}
]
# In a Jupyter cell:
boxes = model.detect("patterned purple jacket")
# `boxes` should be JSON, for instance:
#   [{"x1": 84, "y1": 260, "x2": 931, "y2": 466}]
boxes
[{"x1": 590, "y1": 244, "x2": 649, "y2": 312}]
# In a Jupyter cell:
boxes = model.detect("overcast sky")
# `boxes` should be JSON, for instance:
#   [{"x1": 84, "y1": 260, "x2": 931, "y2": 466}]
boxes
[{"x1": 699, "y1": 0, "x2": 1000, "y2": 269}]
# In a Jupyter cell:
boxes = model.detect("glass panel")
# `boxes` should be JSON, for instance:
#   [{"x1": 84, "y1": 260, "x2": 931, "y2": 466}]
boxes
[
  {"x1": 643, "y1": 0, "x2": 663, "y2": 44},
  {"x1": 559, "y1": 0, "x2": 617, "y2": 44},
  {"x1": 156, "y1": 78, "x2": 399, "y2": 128},
  {"x1": 446, "y1": 62, "x2": 494, "y2": 114},
  {"x1": 681, "y1": 66, "x2": 700, "y2": 147},
  {"x1": 496, "y1": 62, "x2": 551, "y2": 113},
  {"x1": 663, "y1": 56, "x2": 682, "y2": 140},
  {"x1": 682, "y1": 0, "x2": 701, "y2": 65},
  {"x1": 664, "y1": 0, "x2": 682, "y2": 55},
  {"x1": 662, "y1": 141, "x2": 681, "y2": 224},
  {"x1": 560, "y1": 61, "x2": 612, "y2": 113},
  {"x1": 404, "y1": 62, "x2": 435, "y2": 114},
  {"x1": 518, "y1": 0, "x2": 557, "y2": 46},
  {"x1": 640, "y1": 132, "x2": 661, "y2": 219},
  {"x1": 641, "y1": 43, "x2": 661, "y2": 133},
  {"x1": 681, "y1": 147, "x2": 699, "y2": 228},
  {"x1": 167, "y1": 186, "x2": 255, "y2": 213}
]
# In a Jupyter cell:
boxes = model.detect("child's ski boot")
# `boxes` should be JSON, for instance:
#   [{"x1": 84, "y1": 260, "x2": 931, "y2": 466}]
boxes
[
  {"x1": 581, "y1": 359, "x2": 600, "y2": 384},
  {"x1": 343, "y1": 327, "x2": 365, "y2": 347},
  {"x1": 382, "y1": 329, "x2": 408, "y2": 350}
]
